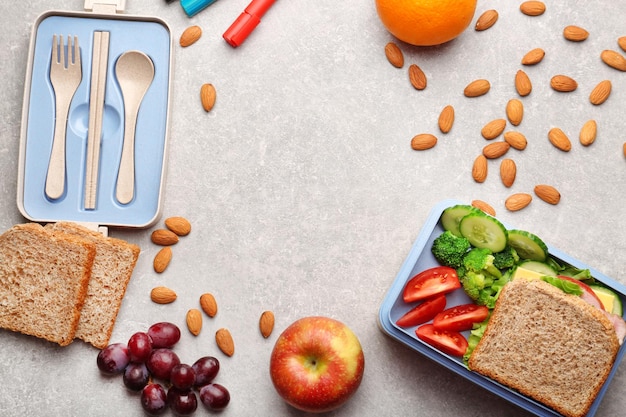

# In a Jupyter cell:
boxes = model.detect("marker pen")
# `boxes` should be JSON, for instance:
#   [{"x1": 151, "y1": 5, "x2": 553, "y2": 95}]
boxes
[
  {"x1": 223, "y1": 0, "x2": 277, "y2": 47},
  {"x1": 179, "y1": 0, "x2": 220, "y2": 17}
]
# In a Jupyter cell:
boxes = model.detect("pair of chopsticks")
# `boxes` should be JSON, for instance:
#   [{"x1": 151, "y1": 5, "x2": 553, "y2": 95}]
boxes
[{"x1": 84, "y1": 31, "x2": 110, "y2": 210}]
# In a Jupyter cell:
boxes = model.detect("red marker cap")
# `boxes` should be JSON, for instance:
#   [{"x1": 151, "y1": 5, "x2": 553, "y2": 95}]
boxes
[{"x1": 223, "y1": 0, "x2": 277, "y2": 47}]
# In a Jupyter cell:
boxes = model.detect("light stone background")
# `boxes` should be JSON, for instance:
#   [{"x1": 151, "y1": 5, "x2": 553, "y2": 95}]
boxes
[{"x1": 1, "y1": 1, "x2": 625, "y2": 416}]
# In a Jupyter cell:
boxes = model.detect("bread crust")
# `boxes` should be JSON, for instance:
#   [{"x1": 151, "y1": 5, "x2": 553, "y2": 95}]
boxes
[{"x1": 468, "y1": 279, "x2": 619, "y2": 417}]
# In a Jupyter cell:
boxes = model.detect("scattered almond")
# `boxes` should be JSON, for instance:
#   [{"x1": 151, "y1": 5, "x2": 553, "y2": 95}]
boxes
[
  {"x1": 186, "y1": 309, "x2": 202, "y2": 336},
  {"x1": 548, "y1": 127, "x2": 572, "y2": 152},
  {"x1": 550, "y1": 75, "x2": 578, "y2": 92},
  {"x1": 563, "y1": 25, "x2": 589, "y2": 42},
  {"x1": 215, "y1": 328, "x2": 235, "y2": 356},
  {"x1": 520, "y1": 1, "x2": 546, "y2": 16},
  {"x1": 199, "y1": 293, "x2": 218, "y2": 317},
  {"x1": 481, "y1": 119, "x2": 507, "y2": 140},
  {"x1": 503, "y1": 131, "x2": 528, "y2": 150},
  {"x1": 151, "y1": 229, "x2": 179, "y2": 246},
  {"x1": 180, "y1": 25, "x2": 202, "y2": 47},
  {"x1": 475, "y1": 10, "x2": 498, "y2": 31},
  {"x1": 483, "y1": 142, "x2": 511, "y2": 159},
  {"x1": 579, "y1": 120, "x2": 597, "y2": 146},
  {"x1": 259, "y1": 311, "x2": 275, "y2": 338},
  {"x1": 438, "y1": 105, "x2": 455, "y2": 133},
  {"x1": 472, "y1": 155, "x2": 488, "y2": 183},
  {"x1": 589, "y1": 80, "x2": 612, "y2": 105},
  {"x1": 385, "y1": 42, "x2": 404, "y2": 68},
  {"x1": 464, "y1": 79, "x2": 491, "y2": 97},
  {"x1": 600, "y1": 50, "x2": 626, "y2": 71},
  {"x1": 505, "y1": 193, "x2": 532, "y2": 211},
  {"x1": 153, "y1": 247, "x2": 172, "y2": 273},
  {"x1": 506, "y1": 99, "x2": 524, "y2": 126},
  {"x1": 521, "y1": 48, "x2": 545, "y2": 65},
  {"x1": 471, "y1": 200, "x2": 496, "y2": 216},
  {"x1": 500, "y1": 159, "x2": 517, "y2": 188},
  {"x1": 623, "y1": 142, "x2": 626, "y2": 158},
  {"x1": 534, "y1": 185, "x2": 561, "y2": 205},
  {"x1": 165, "y1": 216, "x2": 192, "y2": 236},
  {"x1": 411, "y1": 134, "x2": 437, "y2": 150},
  {"x1": 515, "y1": 70, "x2": 532, "y2": 96},
  {"x1": 619, "y1": 36, "x2": 626, "y2": 52},
  {"x1": 200, "y1": 83, "x2": 217, "y2": 112},
  {"x1": 151, "y1": 286, "x2": 177, "y2": 304},
  {"x1": 409, "y1": 64, "x2": 427, "y2": 90}
]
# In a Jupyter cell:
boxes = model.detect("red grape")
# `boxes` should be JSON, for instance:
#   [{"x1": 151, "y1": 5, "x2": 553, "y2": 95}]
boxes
[
  {"x1": 148, "y1": 322, "x2": 181, "y2": 348},
  {"x1": 128, "y1": 331, "x2": 152, "y2": 363},
  {"x1": 97, "y1": 343, "x2": 130, "y2": 374},
  {"x1": 123, "y1": 362, "x2": 150, "y2": 391},
  {"x1": 191, "y1": 356, "x2": 219, "y2": 387},
  {"x1": 199, "y1": 383, "x2": 230, "y2": 410},
  {"x1": 147, "y1": 348, "x2": 181, "y2": 381},
  {"x1": 170, "y1": 364, "x2": 196, "y2": 390},
  {"x1": 141, "y1": 383, "x2": 168, "y2": 415},
  {"x1": 167, "y1": 387, "x2": 198, "y2": 416}
]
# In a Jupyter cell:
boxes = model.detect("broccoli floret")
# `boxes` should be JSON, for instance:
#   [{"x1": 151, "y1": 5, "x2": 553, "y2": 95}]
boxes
[
  {"x1": 460, "y1": 248, "x2": 510, "y2": 309},
  {"x1": 463, "y1": 247, "x2": 501, "y2": 278},
  {"x1": 492, "y1": 245, "x2": 520, "y2": 270},
  {"x1": 431, "y1": 230, "x2": 471, "y2": 269}
]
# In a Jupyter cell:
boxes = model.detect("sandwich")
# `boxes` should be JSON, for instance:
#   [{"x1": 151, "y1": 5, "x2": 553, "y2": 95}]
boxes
[{"x1": 468, "y1": 278, "x2": 620, "y2": 417}]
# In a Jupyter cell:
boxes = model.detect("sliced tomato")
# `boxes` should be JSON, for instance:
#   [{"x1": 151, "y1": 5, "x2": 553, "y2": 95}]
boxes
[
  {"x1": 557, "y1": 275, "x2": 605, "y2": 310},
  {"x1": 402, "y1": 266, "x2": 461, "y2": 303},
  {"x1": 433, "y1": 304, "x2": 490, "y2": 332},
  {"x1": 396, "y1": 295, "x2": 447, "y2": 328},
  {"x1": 416, "y1": 324, "x2": 468, "y2": 357}
]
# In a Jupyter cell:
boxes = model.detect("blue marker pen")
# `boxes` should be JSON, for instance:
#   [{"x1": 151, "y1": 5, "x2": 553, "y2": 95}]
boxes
[{"x1": 180, "y1": 0, "x2": 220, "y2": 17}]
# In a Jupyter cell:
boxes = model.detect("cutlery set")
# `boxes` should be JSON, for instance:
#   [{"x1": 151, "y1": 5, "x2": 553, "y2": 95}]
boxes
[{"x1": 45, "y1": 33, "x2": 154, "y2": 208}]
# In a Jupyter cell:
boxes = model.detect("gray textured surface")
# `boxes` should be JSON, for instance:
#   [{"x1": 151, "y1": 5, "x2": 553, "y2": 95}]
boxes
[{"x1": 1, "y1": 1, "x2": 625, "y2": 416}]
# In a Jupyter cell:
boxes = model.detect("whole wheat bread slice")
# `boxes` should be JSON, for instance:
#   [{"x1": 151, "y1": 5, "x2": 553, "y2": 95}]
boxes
[
  {"x1": 0, "y1": 223, "x2": 95, "y2": 346},
  {"x1": 46, "y1": 222, "x2": 140, "y2": 349},
  {"x1": 468, "y1": 279, "x2": 619, "y2": 417}
]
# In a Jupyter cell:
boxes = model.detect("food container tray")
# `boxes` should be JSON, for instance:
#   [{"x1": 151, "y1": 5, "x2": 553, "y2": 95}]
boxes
[
  {"x1": 378, "y1": 199, "x2": 626, "y2": 417},
  {"x1": 17, "y1": 2, "x2": 172, "y2": 228}
]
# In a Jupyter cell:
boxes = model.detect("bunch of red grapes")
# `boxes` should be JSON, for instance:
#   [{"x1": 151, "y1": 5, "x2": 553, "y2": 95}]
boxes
[{"x1": 97, "y1": 322, "x2": 230, "y2": 415}]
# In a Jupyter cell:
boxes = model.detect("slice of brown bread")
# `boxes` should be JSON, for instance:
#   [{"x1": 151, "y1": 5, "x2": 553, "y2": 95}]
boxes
[
  {"x1": 46, "y1": 222, "x2": 140, "y2": 349},
  {"x1": 468, "y1": 279, "x2": 619, "y2": 417},
  {"x1": 0, "y1": 223, "x2": 96, "y2": 346}
]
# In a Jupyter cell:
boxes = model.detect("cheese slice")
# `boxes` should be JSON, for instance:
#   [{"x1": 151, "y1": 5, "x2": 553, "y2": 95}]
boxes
[{"x1": 512, "y1": 266, "x2": 547, "y2": 281}]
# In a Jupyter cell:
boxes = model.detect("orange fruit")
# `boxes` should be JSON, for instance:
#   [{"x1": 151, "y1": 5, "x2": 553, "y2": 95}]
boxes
[{"x1": 375, "y1": 0, "x2": 478, "y2": 46}]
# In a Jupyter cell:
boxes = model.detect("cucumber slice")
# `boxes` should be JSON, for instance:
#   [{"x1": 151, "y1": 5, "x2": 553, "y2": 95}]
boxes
[
  {"x1": 589, "y1": 285, "x2": 623, "y2": 316},
  {"x1": 508, "y1": 230, "x2": 548, "y2": 262},
  {"x1": 440, "y1": 205, "x2": 480, "y2": 237},
  {"x1": 458, "y1": 212, "x2": 508, "y2": 252},
  {"x1": 518, "y1": 260, "x2": 557, "y2": 276}
]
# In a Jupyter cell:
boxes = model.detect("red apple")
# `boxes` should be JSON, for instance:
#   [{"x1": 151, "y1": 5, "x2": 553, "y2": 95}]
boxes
[{"x1": 269, "y1": 316, "x2": 365, "y2": 413}]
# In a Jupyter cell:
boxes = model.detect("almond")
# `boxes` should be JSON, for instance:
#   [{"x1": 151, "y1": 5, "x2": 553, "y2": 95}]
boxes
[
  {"x1": 623, "y1": 142, "x2": 626, "y2": 158},
  {"x1": 472, "y1": 154, "x2": 488, "y2": 183},
  {"x1": 464, "y1": 79, "x2": 491, "y2": 97},
  {"x1": 199, "y1": 293, "x2": 218, "y2": 317},
  {"x1": 483, "y1": 142, "x2": 511, "y2": 159},
  {"x1": 180, "y1": 25, "x2": 202, "y2": 47},
  {"x1": 475, "y1": 10, "x2": 498, "y2": 31},
  {"x1": 259, "y1": 311, "x2": 275, "y2": 338},
  {"x1": 506, "y1": 99, "x2": 524, "y2": 126},
  {"x1": 411, "y1": 133, "x2": 437, "y2": 150},
  {"x1": 385, "y1": 42, "x2": 404, "y2": 68},
  {"x1": 548, "y1": 127, "x2": 572, "y2": 152},
  {"x1": 505, "y1": 193, "x2": 532, "y2": 211},
  {"x1": 503, "y1": 131, "x2": 528, "y2": 150},
  {"x1": 579, "y1": 120, "x2": 597, "y2": 146},
  {"x1": 438, "y1": 105, "x2": 455, "y2": 133},
  {"x1": 619, "y1": 36, "x2": 626, "y2": 52},
  {"x1": 186, "y1": 309, "x2": 202, "y2": 336},
  {"x1": 520, "y1": 1, "x2": 546, "y2": 16},
  {"x1": 550, "y1": 75, "x2": 578, "y2": 92},
  {"x1": 153, "y1": 247, "x2": 172, "y2": 273},
  {"x1": 481, "y1": 119, "x2": 506, "y2": 140},
  {"x1": 515, "y1": 70, "x2": 532, "y2": 97},
  {"x1": 563, "y1": 25, "x2": 589, "y2": 42},
  {"x1": 200, "y1": 83, "x2": 216, "y2": 112},
  {"x1": 521, "y1": 48, "x2": 545, "y2": 65},
  {"x1": 471, "y1": 200, "x2": 496, "y2": 217},
  {"x1": 215, "y1": 328, "x2": 235, "y2": 356},
  {"x1": 151, "y1": 286, "x2": 177, "y2": 304},
  {"x1": 600, "y1": 50, "x2": 626, "y2": 71},
  {"x1": 151, "y1": 229, "x2": 179, "y2": 246},
  {"x1": 534, "y1": 184, "x2": 561, "y2": 205},
  {"x1": 500, "y1": 159, "x2": 517, "y2": 188},
  {"x1": 589, "y1": 80, "x2": 612, "y2": 105},
  {"x1": 408, "y1": 64, "x2": 427, "y2": 90},
  {"x1": 165, "y1": 216, "x2": 192, "y2": 236}
]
